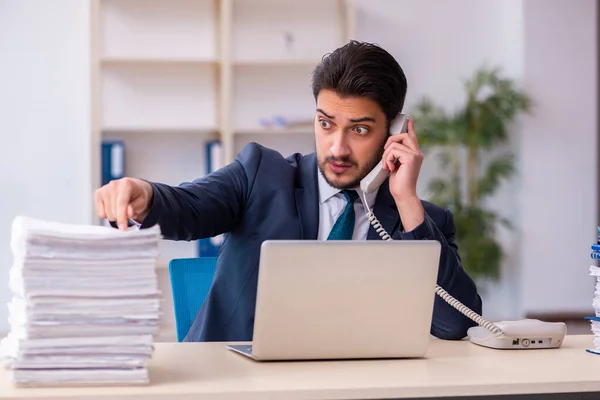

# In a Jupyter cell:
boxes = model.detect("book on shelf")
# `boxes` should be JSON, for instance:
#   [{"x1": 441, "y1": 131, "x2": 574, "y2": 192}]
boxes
[
  {"x1": 101, "y1": 140, "x2": 125, "y2": 186},
  {"x1": 197, "y1": 140, "x2": 224, "y2": 257}
]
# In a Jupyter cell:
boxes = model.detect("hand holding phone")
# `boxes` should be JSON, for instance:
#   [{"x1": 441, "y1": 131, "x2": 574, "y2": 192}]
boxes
[{"x1": 359, "y1": 114, "x2": 409, "y2": 194}]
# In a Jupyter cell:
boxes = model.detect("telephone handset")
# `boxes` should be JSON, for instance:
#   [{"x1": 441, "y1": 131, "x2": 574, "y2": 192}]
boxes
[
  {"x1": 360, "y1": 114, "x2": 410, "y2": 195},
  {"x1": 358, "y1": 113, "x2": 567, "y2": 350}
]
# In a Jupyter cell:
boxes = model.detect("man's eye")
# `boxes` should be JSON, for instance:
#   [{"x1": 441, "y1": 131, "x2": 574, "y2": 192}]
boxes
[
  {"x1": 354, "y1": 126, "x2": 369, "y2": 135},
  {"x1": 319, "y1": 120, "x2": 332, "y2": 129}
]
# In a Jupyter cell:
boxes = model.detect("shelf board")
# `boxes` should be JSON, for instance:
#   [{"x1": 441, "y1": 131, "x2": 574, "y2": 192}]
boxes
[
  {"x1": 101, "y1": 57, "x2": 219, "y2": 66},
  {"x1": 233, "y1": 59, "x2": 321, "y2": 67},
  {"x1": 102, "y1": 127, "x2": 220, "y2": 136},
  {"x1": 234, "y1": 126, "x2": 314, "y2": 135}
]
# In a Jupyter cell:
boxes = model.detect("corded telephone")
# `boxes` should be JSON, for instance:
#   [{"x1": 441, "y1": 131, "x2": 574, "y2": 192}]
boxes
[{"x1": 359, "y1": 114, "x2": 567, "y2": 350}]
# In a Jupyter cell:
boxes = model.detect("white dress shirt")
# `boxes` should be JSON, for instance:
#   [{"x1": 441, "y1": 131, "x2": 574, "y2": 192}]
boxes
[{"x1": 316, "y1": 170, "x2": 379, "y2": 240}]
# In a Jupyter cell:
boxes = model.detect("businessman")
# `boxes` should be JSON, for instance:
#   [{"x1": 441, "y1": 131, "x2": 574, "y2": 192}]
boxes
[{"x1": 95, "y1": 40, "x2": 483, "y2": 342}]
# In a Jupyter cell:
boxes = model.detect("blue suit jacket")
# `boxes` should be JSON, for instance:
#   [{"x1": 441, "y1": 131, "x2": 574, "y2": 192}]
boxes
[{"x1": 140, "y1": 143, "x2": 483, "y2": 342}]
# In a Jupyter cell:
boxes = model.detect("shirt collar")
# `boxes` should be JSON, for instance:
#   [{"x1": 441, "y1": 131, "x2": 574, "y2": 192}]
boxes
[{"x1": 317, "y1": 169, "x2": 379, "y2": 210}]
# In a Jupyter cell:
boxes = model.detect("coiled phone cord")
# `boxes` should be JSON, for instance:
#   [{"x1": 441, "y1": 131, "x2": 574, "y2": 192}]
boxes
[{"x1": 362, "y1": 191, "x2": 503, "y2": 335}]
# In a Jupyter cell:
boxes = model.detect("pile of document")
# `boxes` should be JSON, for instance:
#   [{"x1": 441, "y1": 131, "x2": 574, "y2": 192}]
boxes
[
  {"x1": 0, "y1": 216, "x2": 162, "y2": 386},
  {"x1": 588, "y1": 229, "x2": 600, "y2": 355}
]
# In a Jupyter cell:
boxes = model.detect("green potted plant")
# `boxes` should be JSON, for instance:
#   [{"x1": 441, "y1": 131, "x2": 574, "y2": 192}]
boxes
[{"x1": 411, "y1": 66, "x2": 532, "y2": 282}]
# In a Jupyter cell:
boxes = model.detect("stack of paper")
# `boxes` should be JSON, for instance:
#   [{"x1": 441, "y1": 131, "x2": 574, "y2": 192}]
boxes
[
  {"x1": 587, "y1": 228, "x2": 600, "y2": 355},
  {"x1": 0, "y1": 216, "x2": 162, "y2": 386}
]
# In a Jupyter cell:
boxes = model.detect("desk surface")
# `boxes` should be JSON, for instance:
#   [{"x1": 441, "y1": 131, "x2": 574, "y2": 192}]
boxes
[{"x1": 0, "y1": 334, "x2": 599, "y2": 399}]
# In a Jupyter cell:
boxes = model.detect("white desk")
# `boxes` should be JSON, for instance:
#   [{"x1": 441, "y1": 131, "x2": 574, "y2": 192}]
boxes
[{"x1": 0, "y1": 335, "x2": 599, "y2": 399}]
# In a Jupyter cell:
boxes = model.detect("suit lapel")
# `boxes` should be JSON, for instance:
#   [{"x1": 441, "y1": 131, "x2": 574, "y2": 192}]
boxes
[
  {"x1": 295, "y1": 153, "x2": 319, "y2": 239},
  {"x1": 367, "y1": 179, "x2": 401, "y2": 240}
]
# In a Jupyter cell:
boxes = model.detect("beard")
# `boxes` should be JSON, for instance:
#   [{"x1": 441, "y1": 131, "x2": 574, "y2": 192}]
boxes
[{"x1": 317, "y1": 146, "x2": 385, "y2": 190}]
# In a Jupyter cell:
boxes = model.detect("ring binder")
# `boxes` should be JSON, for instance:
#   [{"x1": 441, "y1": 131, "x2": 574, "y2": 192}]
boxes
[
  {"x1": 101, "y1": 141, "x2": 125, "y2": 186},
  {"x1": 197, "y1": 140, "x2": 224, "y2": 257}
]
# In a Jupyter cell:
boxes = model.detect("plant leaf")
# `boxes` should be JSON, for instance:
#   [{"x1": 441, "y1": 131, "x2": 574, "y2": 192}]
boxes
[
  {"x1": 452, "y1": 206, "x2": 504, "y2": 281},
  {"x1": 410, "y1": 98, "x2": 457, "y2": 149},
  {"x1": 471, "y1": 68, "x2": 533, "y2": 149},
  {"x1": 478, "y1": 153, "x2": 515, "y2": 199}
]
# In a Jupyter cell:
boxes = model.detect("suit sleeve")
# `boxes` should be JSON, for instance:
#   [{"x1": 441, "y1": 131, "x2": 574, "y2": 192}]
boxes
[
  {"x1": 139, "y1": 144, "x2": 263, "y2": 241},
  {"x1": 394, "y1": 210, "x2": 483, "y2": 340}
]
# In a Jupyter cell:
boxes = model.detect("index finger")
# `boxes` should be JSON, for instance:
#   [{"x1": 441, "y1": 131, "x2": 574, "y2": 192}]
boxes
[
  {"x1": 407, "y1": 118, "x2": 419, "y2": 148},
  {"x1": 116, "y1": 183, "x2": 132, "y2": 231}
]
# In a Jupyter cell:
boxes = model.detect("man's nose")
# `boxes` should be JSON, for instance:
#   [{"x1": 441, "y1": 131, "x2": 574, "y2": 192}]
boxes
[{"x1": 330, "y1": 132, "x2": 350, "y2": 158}]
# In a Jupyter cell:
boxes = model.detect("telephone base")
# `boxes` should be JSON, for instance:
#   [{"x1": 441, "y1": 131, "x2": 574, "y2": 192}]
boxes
[{"x1": 467, "y1": 319, "x2": 567, "y2": 350}]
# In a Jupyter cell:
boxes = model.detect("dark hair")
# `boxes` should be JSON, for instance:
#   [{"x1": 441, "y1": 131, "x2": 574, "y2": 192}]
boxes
[{"x1": 312, "y1": 40, "x2": 407, "y2": 128}]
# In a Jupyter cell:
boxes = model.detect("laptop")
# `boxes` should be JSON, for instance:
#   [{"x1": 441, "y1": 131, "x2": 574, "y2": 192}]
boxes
[{"x1": 227, "y1": 240, "x2": 441, "y2": 361}]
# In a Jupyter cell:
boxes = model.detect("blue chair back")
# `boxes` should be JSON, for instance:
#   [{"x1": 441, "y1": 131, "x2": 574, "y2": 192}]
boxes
[{"x1": 168, "y1": 257, "x2": 217, "y2": 342}]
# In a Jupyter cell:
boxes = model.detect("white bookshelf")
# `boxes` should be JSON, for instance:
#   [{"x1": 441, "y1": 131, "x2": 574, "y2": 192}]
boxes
[{"x1": 90, "y1": 0, "x2": 355, "y2": 340}]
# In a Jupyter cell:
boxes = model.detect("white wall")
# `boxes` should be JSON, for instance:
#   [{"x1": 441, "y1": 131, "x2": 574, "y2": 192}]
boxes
[
  {"x1": 0, "y1": 1, "x2": 92, "y2": 331},
  {"x1": 520, "y1": 0, "x2": 597, "y2": 316}
]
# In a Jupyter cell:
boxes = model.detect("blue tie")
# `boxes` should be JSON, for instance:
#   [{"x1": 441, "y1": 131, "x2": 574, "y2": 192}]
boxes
[{"x1": 327, "y1": 190, "x2": 359, "y2": 240}]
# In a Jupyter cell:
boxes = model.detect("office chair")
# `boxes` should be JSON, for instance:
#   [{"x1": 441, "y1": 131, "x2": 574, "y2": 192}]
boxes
[{"x1": 168, "y1": 257, "x2": 217, "y2": 342}]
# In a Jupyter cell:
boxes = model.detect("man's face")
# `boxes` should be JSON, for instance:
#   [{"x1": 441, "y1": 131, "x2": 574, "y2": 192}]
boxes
[{"x1": 315, "y1": 89, "x2": 388, "y2": 190}]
